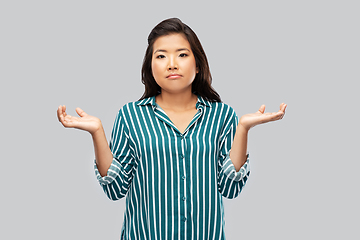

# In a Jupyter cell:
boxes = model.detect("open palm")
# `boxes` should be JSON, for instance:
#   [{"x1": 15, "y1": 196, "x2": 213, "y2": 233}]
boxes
[
  {"x1": 57, "y1": 105, "x2": 102, "y2": 134},
  {"x1": 239, "y1": 103, "x2": 287, "y2": 131}
]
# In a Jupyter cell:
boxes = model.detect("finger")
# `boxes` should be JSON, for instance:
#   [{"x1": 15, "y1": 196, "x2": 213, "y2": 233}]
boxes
[
  {"x1": 280, "y1": 103, "x2": 287, "y2": 113},
  {"x1": 61, "y1": 105, "x2": 67, "y2": 118},
  {"x1": 279, "y1": 104, "x2": 287, "y2": 119},
  {"x1": 76, "y1": 107, "x2": 88, "y2": 117},
  {"x1": 57, "y1": 105, "x2": 67, "y2": 122},
  {"x1": 57, "y1": 105, "x2": 63, "y2": 122},
  {"x1": 58, "y1": 105, "x2": 76, "y2": 127},
  {"x1": 262, "y1": 112, "x2": 284, "y2": 122},
  {"x1": 58, "y1": 113, "x2": 69, "y2": 127},
  {"x1": 279, "y1": 103, "x2": 284, "y2": 110},
  {"x1": 257, "y1": 105, "x2": 266, "y2": 114},
  {"x1": 276, "y1": 111, "x2": 285, "y2": 120},
  {"x1": 62, "y1": 114, "x2": 79, "y2": 128}
]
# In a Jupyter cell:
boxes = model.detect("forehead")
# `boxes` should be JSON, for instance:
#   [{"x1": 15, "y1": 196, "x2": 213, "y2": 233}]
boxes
[{"x1": 153, "y1": 33, "x2": 191, "y2": 52}]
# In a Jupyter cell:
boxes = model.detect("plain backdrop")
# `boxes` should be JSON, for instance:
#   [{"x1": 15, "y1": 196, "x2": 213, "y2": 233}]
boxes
[{"x1": 1, "y1": 0, "x2": 359, "y2": 239}]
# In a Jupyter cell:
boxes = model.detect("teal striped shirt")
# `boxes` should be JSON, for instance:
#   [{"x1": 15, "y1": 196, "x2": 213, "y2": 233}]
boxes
[{"x1": 94, "y1": 95, "x2": 250, "y2": 239}]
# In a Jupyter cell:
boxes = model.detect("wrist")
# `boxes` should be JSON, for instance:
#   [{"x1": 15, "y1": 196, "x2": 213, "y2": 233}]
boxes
[
  {"x1": 91, "y1": 124, "x2": 104, "y2": 138},
  {"x1": 238, "y1": 122, "x2": 250, "y2": 134}
]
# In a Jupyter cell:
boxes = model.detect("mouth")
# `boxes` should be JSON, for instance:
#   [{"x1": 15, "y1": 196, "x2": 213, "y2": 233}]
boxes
[{"x1": 166, "y1": 74, "x2": 182, "y2": 79}]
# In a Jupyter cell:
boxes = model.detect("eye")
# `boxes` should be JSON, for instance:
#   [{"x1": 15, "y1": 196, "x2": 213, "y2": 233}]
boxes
[
  {"x1": 179, "y1": 53, "x2": 188, "y2": 57},
  {"x1": 156, "y1": 55, "x2": 165, "y2": 59}
]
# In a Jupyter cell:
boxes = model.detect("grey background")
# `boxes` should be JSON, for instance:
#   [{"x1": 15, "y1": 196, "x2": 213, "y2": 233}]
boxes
[{"x1": 1, "y1": 0, "x2": 359, "y2": 239}]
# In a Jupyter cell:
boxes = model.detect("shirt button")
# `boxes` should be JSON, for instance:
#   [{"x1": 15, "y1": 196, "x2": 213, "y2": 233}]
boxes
[
  {"x1": 183, "y1": 217, "x2": 187, "y2": 222},
  {"x1": 182, "y1": 197, "x2": 186, "y2": 201},
  {"x1": 182, "y1": 175, "x2": 186, "y2": 180},
  {"x1": 179, "y1": 154, "x2": 184, "y2": 159}
]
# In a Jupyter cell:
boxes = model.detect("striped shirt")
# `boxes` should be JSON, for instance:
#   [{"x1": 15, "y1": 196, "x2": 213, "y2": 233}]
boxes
[{"x1": 94, "y1": 95, "x2": 250, "y2": 240}]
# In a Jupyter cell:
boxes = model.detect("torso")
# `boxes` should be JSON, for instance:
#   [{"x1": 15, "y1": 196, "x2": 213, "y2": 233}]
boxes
[{"x1": 112, "y1": 97, "x2": 241, "y2": 239}]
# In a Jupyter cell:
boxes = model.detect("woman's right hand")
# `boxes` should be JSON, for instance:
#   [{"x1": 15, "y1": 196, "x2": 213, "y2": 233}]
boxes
[{"x1": 57, "y1": 105, "x2": 102, "y2": 135}]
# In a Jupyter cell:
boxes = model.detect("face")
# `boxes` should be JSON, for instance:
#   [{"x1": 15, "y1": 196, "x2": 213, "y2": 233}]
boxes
[{"x1": 151, "y1": 33, "x2": 198, "y2": 95}]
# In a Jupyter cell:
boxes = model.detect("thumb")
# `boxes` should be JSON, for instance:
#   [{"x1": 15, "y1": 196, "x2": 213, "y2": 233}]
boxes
[
  {"x1": 258, "y1": 105, "x2": 266, "y2": 114},
  {"x1": 75, "y1": 107, "x2": 88, "y2": 117}
]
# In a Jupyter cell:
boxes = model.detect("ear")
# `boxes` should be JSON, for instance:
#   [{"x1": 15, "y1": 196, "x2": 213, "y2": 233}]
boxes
[{"x1": 196, "y1": 67, "x2": 199, "y2": 74}]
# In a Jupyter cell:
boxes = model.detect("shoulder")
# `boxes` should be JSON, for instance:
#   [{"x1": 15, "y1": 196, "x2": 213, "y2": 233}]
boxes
[
  {"x1": 117, "y1": 96, "x2": 154, "y2": 117},
  {"x1": 198, "y1": 100, "x2": 237, "y2": 131},
  {"x1": 209, "y1": 101, "x2": 233, "y2": 110},
  {"x1": 206, "y1": 101, "x2": 237, "y2": 118}
]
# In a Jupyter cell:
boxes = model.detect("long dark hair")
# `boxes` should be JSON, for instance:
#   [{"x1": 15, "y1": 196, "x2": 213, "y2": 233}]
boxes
[{"x1": 139, "y1": 18, "x2": 221, "y2": 102}]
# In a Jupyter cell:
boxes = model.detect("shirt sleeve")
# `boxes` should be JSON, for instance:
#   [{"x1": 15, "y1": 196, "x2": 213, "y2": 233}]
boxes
[
  {"x1": 217, "y1": 107, "x2": 250, "y2": 199},
  {"x1": 94, "y1": 109, "x2": 138, "y2": 201}
]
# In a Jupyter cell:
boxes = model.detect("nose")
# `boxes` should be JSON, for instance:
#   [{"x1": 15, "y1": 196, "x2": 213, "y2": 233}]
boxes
[{"x1": 167, "y1": 56, "x2": 178, "y2": 70}]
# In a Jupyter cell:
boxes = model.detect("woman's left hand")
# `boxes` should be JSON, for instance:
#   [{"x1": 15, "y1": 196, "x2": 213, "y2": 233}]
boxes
[{"x1": 239, "y1": 103, "x2": 287, "y2": 131}]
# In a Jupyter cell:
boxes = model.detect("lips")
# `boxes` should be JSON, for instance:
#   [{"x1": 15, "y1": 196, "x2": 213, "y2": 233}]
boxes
[{"x1": 166, "y1": 74, "x2": 182, "y2": 79}]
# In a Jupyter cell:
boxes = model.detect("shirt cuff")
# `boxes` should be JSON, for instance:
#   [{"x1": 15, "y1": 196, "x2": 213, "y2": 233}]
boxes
[
  {"x1": 94, "y1": 158, "x2": 122, "y2": 185},
  {"x1": 222, "y1": 152, "x2": 250, "y2": 182}
]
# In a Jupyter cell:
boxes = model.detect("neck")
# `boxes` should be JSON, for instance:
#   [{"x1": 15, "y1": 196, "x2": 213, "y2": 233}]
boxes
[{"x1": 156, "y1": 91, "x2": 197, "y2": 111}]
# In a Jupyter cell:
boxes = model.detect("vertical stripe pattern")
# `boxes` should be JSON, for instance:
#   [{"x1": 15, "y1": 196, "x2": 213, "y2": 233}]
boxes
[{"x1": 94, "y1": 95, "x2": 250, "y2": 239}]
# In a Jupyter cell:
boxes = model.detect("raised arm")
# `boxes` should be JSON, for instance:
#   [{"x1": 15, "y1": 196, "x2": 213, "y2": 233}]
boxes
[
  {"x1": 57, "y1": 105, "x2": 113, "y2": 176},
  {"x1": 230, "y1": 103, "x2": 287, "y2": 171}
]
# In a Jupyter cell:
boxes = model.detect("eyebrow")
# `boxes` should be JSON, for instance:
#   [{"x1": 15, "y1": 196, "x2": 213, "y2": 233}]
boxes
[{"x1": 154, "y1": 48, "x2": 190, "y2": 54}]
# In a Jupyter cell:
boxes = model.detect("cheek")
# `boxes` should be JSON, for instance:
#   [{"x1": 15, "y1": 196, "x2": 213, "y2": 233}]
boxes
[
  {"x1": 151, "y1": 61, "x2": 163, "y2": 84},
  {"x1": 189, "y1": 60, "x2": 198, "y2": 76},
  {"x1": 151, "y1": 60, "x2": 161, "y2": 76},
  {"x1": 151, "y1": 61, "x2": 158, "y2": 78},
  {"x1": 189, "y1": 58, "x2": 197, "y2": 72}
]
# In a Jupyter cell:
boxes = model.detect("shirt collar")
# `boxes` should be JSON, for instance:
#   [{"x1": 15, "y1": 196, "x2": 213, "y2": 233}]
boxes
[{"x1": 137, "y1": 95, "x2": 212, "y2": 108}]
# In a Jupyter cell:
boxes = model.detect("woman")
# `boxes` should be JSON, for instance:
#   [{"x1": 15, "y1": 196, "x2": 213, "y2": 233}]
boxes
[{"x1": 57, "y1": 18, "x2": 286, "y2": 239}]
